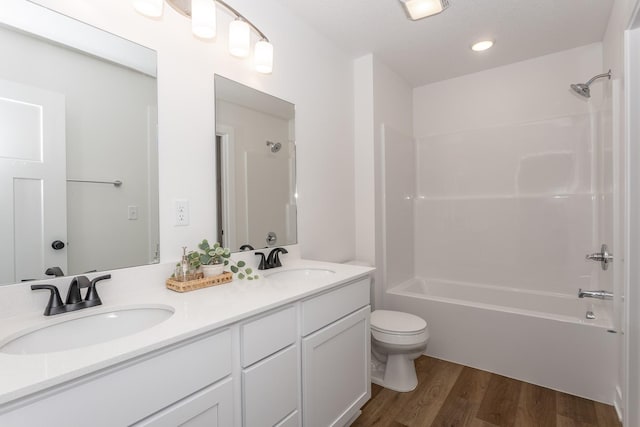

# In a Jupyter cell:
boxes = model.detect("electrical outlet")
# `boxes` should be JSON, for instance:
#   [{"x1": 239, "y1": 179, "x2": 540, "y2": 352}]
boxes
[
  {"x1": 175, "y1": 199, "x2": 189, "y2": 226},
  {"x1": 128, "y1": 205, "x2": 138, "y2": 220}
]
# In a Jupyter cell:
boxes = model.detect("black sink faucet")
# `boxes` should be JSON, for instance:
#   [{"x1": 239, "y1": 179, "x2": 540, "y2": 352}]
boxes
[
  {"x1": 255, "y1": 247, "x2": 288, "y2": 270},
  {"x1": 31, "y1": 274, "x2": 111, "y2": 316},
  {"x1": 267, "y1": 247, "x2": 288, "y2": 268}
]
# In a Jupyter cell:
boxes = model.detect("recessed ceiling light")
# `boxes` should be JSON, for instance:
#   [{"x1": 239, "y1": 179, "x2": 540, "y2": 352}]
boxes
[{"x1": 471, "y1": 40, "x2": 494, "y2": 52}]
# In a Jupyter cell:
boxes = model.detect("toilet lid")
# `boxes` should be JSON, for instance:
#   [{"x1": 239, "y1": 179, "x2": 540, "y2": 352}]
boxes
[{"x1": 370, "y1": 310, "x2": 427, "y2": 335}]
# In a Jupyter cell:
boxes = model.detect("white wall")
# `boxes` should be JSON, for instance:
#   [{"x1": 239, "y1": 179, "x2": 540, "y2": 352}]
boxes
[
  {"x1": 32, "y1": 0, "x2": 356, "y2": 263},
  {"x1": 353, "y1": 54, "x2": 413, "y2": 307},
  {"x1": 0, "y1": 25, "x2": 157, "y2": 275},
  {"x1": 412, "y1": 44, "x2": 607, "y2": 296}
]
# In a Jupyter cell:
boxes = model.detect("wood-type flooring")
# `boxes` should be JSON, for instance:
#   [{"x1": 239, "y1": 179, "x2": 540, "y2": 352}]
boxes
[{"x1": 352, "y1": 356, "x2": 621, "y2": 427}]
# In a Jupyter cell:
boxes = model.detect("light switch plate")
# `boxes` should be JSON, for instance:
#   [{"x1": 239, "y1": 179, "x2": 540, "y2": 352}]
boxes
[{"x1": 128, "y1": 205, "x2": 138, "y2": 220}]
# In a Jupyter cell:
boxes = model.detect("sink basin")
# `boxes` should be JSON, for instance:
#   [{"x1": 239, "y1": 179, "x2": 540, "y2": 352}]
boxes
[
  {"x1": 266, "y1": 268, "x2": 336, "y2": 281},
  {"x1": 0, "y1": 305, "x2": 174, "y2": 355}
]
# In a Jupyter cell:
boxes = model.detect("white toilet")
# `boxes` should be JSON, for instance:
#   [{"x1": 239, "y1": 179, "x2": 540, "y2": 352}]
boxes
[{"x1": 370, "y1": 309, "x2": 429, "y2": 392}]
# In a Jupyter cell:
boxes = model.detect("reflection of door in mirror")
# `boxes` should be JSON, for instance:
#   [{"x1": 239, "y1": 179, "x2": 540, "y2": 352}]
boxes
[
  {"x1": 0, "y1": 80, "x2": 67, "y2": 283},
  {"x1": 0, "y1": 2, "x2": 159, "y2": 286},
  {"x1": 215, "y1": 76, "x2": 297, "y2": 252}
]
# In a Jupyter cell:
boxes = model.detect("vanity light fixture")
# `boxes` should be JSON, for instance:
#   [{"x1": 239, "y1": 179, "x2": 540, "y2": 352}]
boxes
[
  {"x1": 400, "y1": 0, "x2": 449, "y2": 20},
  {"x1": 471, "y1": 40, "x2": 494, "y2": 52},
  {"x1": 133, "y1": 0, "x2": 273, "y2": 73}
]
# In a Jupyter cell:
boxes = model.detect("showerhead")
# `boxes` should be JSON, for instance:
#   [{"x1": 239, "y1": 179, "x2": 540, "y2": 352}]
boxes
[
  {"x1": 570, "y1": 70, "x2": 612, "y2": 98},
  {"x1": 570, "y1": 83, "x2": 591, "y2": 98},
  {"x1": 266, "y1": 141, "x2": 282, "y2": 153}
]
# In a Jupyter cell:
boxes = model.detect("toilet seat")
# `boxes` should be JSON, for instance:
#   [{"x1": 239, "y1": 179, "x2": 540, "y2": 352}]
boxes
[{"x1": 371, "y1": 310, "x2": 428, "y2": 345}]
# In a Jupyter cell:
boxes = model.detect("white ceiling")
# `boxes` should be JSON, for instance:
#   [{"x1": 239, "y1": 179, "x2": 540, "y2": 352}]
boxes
[{"x1": 275, "y1": 0, "x2": 615, "y2": 87}]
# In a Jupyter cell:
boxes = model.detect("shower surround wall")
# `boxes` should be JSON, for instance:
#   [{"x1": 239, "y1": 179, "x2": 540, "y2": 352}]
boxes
[
  {"x1": 410, "y1": 43, "x2": 609, "y2": 298},
  {"x1": 379, "y1": 42, "x2": 617, "y2": 401}
]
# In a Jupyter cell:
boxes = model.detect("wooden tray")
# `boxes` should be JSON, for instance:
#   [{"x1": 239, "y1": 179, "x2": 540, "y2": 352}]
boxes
[{"x1": 166, "y1": 271, "x2": 233, "y2": 293}]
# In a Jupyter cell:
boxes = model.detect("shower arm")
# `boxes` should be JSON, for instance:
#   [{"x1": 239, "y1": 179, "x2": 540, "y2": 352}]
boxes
[{"x1": 585, "y1": 70, "x2": 612, "y2": 86}]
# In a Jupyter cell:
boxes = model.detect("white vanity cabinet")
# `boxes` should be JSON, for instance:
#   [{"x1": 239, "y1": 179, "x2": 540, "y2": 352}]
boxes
[
  {"x1": 0, "y1": 272, "x2": 372, "y2": 427},
  {"x1": 240, "y1": 306, "x2": 300, "y2": 426},
  {"x1": 0, "y1": 329, "x2": 233, "y2": 427},
  {"x1": 301, "y1": 278, "x2": 371, "y2": 427}
]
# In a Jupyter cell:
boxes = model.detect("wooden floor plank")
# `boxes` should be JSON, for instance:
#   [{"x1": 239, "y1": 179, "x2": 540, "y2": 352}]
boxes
[
  {"x1": 514, "y1": 382, "x2": 557, "y2": 427},
  {"x1": 354, "y1": 356, "x2": 620, "y2": 427},
  {"x1": 593, "y1": 401, "x2": 622, "y2": 427},
  {"x1": 476, "y1": 374, "x2": 522, "y2": 426},
  {"x1": 430, "y1": 367, "x2": 492, "y2": 426},
  {"x1": 394, "y1": 358, "x2": 463, "y2": 427},
  {"x1": 557, "y1": 393, "x2": 598, "y2": 424}
]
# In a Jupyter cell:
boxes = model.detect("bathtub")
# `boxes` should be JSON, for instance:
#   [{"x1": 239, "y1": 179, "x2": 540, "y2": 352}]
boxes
[{"x1": 384, "y1": 278, "x2": 618, "y2": 404}]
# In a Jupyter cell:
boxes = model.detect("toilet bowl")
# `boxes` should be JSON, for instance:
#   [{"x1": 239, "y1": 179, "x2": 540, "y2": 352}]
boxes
[{"x1": 370, "y1": 309, "x2": 428, "y2": 392}]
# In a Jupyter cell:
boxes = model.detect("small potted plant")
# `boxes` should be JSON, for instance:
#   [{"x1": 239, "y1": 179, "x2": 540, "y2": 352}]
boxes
[
  {"x1": 189, "y1": 239, "x2": 259, "y2": 280},
  {"x1": 188, "y1": 239, "x2": 227, "y2": 277}
]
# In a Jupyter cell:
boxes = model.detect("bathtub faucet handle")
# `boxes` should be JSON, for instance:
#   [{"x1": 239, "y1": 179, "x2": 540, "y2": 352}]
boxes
[{"x1": 585, "y1": 244, "x2": 613, "y2": 270}]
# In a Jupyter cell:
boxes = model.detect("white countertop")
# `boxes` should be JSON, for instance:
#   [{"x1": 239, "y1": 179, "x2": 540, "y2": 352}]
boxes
[{"x1": 0, "y1": 255, "x2": 374, "y2": 406}]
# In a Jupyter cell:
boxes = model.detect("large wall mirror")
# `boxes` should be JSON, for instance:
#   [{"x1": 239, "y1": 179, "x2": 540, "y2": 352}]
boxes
[
  {"x1": 0, "y1": 1, "x2": 159, "y2": 285},
  {"x1": 215, "y1": 75, "x2": 297, "y2": 251}
]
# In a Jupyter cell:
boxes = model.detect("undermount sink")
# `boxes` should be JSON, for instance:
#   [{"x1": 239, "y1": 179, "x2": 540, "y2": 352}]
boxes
[
  {"x1": 266, "y1": 268, "x2": 336, "y2": 281},
  {"x1": 0, "y1": 305, "x2": 174, "y2": 355}
]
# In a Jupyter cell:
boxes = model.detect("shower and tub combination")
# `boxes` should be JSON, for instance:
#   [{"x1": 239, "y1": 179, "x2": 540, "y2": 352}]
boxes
[{"x1": 380, "y1": 65, "x2": 616, "y2": 404}]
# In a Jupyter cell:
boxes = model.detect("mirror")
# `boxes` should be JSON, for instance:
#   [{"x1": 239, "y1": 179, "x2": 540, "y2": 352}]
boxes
[
  {"x1": 214, "y1": 75, "x2": 297, "y2": 251},
  {"x1": 0, "y1": 1, "x2": 159, "y2": 285}
]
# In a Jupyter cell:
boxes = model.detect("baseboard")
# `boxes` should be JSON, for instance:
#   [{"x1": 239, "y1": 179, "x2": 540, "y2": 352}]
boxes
[
  {"x1": 614, "y1": 386, "x2": 624, "y2": 422},
  {"x1": 344, "y1": 410, "x2": 361, "y2": 426}
]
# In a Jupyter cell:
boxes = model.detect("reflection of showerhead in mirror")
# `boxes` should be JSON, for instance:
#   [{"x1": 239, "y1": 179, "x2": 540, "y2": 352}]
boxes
[{"x1": 266, "y1": 141, "x2": 282, "y2": 153}]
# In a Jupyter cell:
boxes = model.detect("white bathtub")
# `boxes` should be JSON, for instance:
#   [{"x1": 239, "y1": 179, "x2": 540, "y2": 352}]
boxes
[{"x1": 384, "y1": 278, "x2": 618, "y2": 404}]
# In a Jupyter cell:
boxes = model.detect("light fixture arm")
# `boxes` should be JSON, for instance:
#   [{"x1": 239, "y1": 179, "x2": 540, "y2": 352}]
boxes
[{"x1": 166, "y1": 0, "x2": 269, "y2": 42}]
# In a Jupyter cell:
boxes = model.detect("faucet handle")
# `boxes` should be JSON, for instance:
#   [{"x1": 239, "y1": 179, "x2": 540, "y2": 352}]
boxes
[
  {"x1": 31, "y1": 284, "x2": 64, "y2": 316},
  {"x1": 84, "y1": 274, "x2": 111, "y2": 306}
]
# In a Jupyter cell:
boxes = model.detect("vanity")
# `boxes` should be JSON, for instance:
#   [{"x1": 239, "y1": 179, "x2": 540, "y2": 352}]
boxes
[{"x1": 0, "y1": 252, "x2": 373, "y2": 427}]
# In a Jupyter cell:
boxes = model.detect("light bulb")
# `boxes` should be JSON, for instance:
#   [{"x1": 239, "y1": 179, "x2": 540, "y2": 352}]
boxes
[
  {"x1": 401, "y1": 0, "x2": 445, "y2": 20},
  {"x1": 133, "y1": 0, "x2": 164, "y2": 17},
  {"x1": 192, "y1": 0, "x2": 216, "y2": 39},
  {"x1": 471, "y1": 40, "x2": 494, "y2": 52},
  {"x1": 228, "y1": 19, "x2": 250, "y2": 58},
  {"x1": 254, "y1": 40, "x2": 273, "y2": 74}
]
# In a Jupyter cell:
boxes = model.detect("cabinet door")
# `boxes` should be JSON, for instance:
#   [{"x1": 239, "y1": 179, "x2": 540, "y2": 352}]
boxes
[
  {"x1": 302, "y1": 306, "x2": 370, "y2": 427},
  {"x1": 243, "y1": 345, "x2": 298, "y2": 427},
  {"x1": 133, "y1": 378, "x2": 233, "y2": 427}
]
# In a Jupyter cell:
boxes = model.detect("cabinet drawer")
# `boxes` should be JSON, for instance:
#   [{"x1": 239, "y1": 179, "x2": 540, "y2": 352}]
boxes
[
  {"x1": 0, "y1": 329, "x2": 232, "y2": 427},
  {"x1": 241, "y1": 305, "x2": 296, "y2": 367},
  {"x1": 243, "y1": 345, "x2": 298, "y2": 427},
  {"x1": 133, "y1": 378, "x2": 233, "y2": 427},
  {"x1": 301, "y1": 278, "x2": 370, "y2": 336}
]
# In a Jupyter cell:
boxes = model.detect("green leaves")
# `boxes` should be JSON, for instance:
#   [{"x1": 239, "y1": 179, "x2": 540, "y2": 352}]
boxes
[{"x1": 188, "y1": 239, "x2": 260, "y2": 280}]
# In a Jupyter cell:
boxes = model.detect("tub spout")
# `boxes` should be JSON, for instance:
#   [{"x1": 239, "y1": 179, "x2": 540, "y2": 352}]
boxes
[{"x1": 578, "y1": 289, "x2": 613, "y2": 300}]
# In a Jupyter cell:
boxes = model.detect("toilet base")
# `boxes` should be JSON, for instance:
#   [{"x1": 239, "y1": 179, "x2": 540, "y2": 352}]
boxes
[{"x1": 371, "y1": 353, "x2": 419, "y2": 392}]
